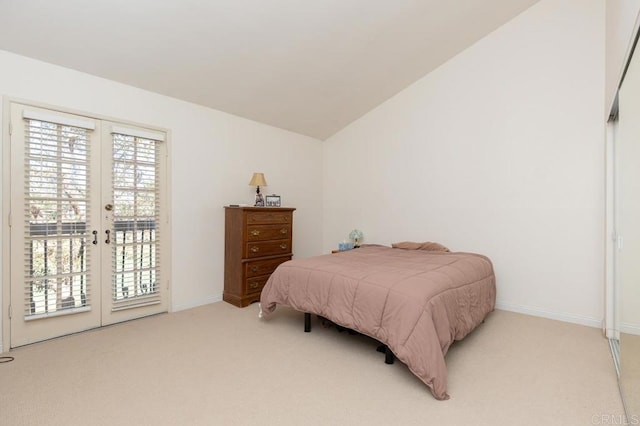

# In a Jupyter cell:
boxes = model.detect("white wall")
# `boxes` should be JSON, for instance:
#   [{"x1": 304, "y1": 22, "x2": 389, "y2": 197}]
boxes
[
  {"x1": 0, "y1": 50, "x2": 323, "y2": 351},
  {"x1": 323, "y1": 0, "x2": 605, "y2": 326},
  {"x1": 605, "y1": 0, "x2": 640, "y2": 118}
]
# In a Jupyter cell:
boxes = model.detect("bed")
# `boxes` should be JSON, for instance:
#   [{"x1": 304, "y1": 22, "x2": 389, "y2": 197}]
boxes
[{"x1": 259, "y1": 244, "x2": 496, "y2": 400}]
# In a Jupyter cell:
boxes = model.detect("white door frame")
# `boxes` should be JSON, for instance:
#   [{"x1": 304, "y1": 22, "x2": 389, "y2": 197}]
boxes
[
  {"x1": 2, "y1": 97, "x2": 12, "y2": 353},
  {"x1": 605, "y1": 117, "x2": 619, "y2": 341}
]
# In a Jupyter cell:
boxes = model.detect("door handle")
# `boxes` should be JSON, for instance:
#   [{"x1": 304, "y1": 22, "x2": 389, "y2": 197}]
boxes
[
  {"x1": 92, "y1": 230, "x2": 98, "y2": 245},
  {"x1": 105, "y1": 229, "x2": 111, "y2": 244}
]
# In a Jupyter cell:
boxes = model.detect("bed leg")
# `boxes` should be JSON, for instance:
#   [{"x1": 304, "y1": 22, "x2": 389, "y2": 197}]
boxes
[
  {"x1": 304, "y1": 312, "x2": 311, "y2": 332},
  {"x1": 384, "y1": 346, "x2": 395, "y2": 365},
  {"x1": 376, "y1": 344, "x2": 395, "y2": 364}
]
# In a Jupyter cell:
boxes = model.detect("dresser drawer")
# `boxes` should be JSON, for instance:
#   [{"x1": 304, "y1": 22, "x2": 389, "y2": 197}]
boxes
[
  {"x1": 245, "y1": 256, "x2": 290, "y2": 278},
  {"x1": 246, "y1": 224, "x2": 291, "y2": 242},
  {"x1": 245, "y1": 275, "x2": 270, "y2": 295},
  {"x1": 246, "y1": 240, "x2": 291, "y2": 258},
  {"x1": 246, "y1": 211, "x2": 292, "y2": 225}
]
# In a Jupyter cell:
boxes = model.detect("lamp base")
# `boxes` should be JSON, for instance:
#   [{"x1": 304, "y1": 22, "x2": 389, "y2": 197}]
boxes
[{"x1": 254, "y1": 193, "x2": 265, "y2": 207}]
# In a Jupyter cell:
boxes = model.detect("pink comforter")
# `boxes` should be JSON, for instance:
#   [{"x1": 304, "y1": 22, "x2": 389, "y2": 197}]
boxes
[{"x1": 259, "y1": 245, "x2": 496, "y2": 400}]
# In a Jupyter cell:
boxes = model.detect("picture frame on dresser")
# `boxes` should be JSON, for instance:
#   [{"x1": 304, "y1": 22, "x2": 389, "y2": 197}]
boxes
[{"x1": 265, "y1": 194, "x2": 281, "y2": 207}]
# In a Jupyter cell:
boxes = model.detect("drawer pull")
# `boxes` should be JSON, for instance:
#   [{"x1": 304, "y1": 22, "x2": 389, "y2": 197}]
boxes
[
  {"x1": 251, "y1": 246, "x2": 259, "y2": 253},
  {"x1": 280, "y1": 228, "x2": 287, "y2": 234},
  {"x1": 280, "y1": 244, "x2": 287, "y2": 250},
  {"x1": 251, "y1": 230, "x2": 260, "y2": 236},
  {"x1": 250, "y1": 282, "x2": 260, "y2": 289},
  {"x1": 251, "y1": 266, "x2": 259, "y2": 272}
]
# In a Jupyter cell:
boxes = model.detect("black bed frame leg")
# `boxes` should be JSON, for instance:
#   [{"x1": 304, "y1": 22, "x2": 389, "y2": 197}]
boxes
[
  {"x1": 384, "y1": 346, "x2": 395, "y2": 364},
  {"x1": 304, "y1": 312, "x2": 311, "y2": 332},
  {"x1": 376, "y1": 344, "x2": 395, "y2": 364}
]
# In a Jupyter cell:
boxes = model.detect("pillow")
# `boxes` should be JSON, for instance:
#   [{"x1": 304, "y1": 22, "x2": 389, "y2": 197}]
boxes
[{"x1": 391, "y1": 241, "x2": 450, "y2": 252}]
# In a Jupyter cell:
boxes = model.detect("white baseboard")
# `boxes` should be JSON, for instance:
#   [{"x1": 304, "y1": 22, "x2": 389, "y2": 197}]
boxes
[
  {"x1": 619, "y1": 323, "x2": 640, "y2": 336},
  {"x1": 171, "y1": 294, "x2": 222, "y2": 313},
  {"x1": 495, "y1": 301, "x2": 602, "y2": 329}
]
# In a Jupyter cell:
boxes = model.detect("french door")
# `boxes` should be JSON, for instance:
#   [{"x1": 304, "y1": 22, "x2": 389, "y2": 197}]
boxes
[{"x1": 8, "y1": 103, "x2": 169, "y2": 348}]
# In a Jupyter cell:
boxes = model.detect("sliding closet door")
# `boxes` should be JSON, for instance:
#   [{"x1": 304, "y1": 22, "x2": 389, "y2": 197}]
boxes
[
  {"x1": 8, "y1": 104, "x2": 170, "y2": 347},
  {"x1": 617, "y1": 41, "x2": 640, "y2": 420}
]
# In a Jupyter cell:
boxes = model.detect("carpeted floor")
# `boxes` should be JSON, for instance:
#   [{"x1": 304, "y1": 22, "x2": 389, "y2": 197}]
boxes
[{"x1": 0, "y1": 302, "x2": 625, "y2": 425}]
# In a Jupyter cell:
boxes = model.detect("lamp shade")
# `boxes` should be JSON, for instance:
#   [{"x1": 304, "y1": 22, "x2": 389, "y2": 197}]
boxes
[{"x1": 249, "y1": 173, "x2": 267, "y2": 187}]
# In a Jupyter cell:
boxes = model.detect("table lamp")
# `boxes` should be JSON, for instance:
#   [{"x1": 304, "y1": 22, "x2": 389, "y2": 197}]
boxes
[{"x1": 249, "y1": 173, "x2": 267, "y2": 206}]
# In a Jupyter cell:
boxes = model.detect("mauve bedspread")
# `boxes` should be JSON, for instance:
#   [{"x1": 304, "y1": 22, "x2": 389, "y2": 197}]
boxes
[{"x1": 259, "y1": 245, "x2": 496, "y2": 400}]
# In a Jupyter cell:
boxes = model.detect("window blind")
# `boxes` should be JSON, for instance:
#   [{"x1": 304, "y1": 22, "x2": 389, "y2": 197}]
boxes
[
  {"x1": 110, "y1": 130, "x2": 163, "y2": 309},
  {"x1": 23, "y1": 116, "x2": 92, "y2": 319},
  {"x1": 23, "y1": 110, "x2": 96, "y2": 130},
  {"x1": 111, "y1": 125, "x2": 165, "y2": 142}
]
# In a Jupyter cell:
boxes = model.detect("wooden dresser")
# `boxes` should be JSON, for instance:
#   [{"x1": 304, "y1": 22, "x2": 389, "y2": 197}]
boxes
[{"x1": 223, "y1": 206, "x2": 295, "y2": 307}]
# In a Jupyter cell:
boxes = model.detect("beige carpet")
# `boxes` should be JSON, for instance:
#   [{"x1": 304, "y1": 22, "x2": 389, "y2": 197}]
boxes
[{"x1": 0, "y1": 303, "x2": 624, "y2": 425}]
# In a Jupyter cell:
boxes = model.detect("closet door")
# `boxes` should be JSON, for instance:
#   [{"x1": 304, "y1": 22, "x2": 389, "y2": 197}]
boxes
[
  {"x1": 618, "y1": 41, "x2": 640, "y2": 421},
  {"x1": 9, "y1": 104, "x2": 102, "y2": 347}
]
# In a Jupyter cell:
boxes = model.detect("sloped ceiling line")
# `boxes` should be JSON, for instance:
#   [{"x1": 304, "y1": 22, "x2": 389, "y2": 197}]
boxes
[{"x1": 0, "y1": 0, "x2": 541, "y2": 140}]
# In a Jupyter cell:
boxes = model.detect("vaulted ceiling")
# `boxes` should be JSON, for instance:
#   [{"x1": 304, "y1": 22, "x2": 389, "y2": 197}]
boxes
[{"x1": 0, "y1": 0, "x2": 540, "y2": 139}]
